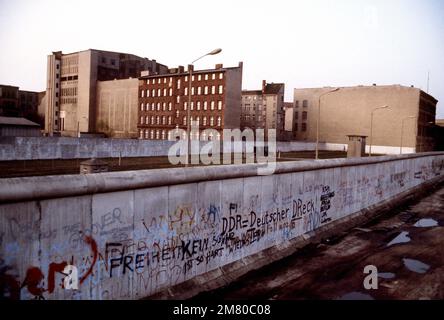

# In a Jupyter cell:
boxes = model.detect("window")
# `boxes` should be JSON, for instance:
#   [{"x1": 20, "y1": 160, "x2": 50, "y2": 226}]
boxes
[
  {"x1": 163, "y1": 88, "x2": 167, "y2": 96},
  {"x1": 303, "y1": 100, "x2": 308, "y2": 108},
  {"x1": 161, "y1": 130, "x2": 166, "y2": 140},
  {"x1": 191, "y1": 102, "x2": 194, "y2": 110},
  {"x1": 150, "y1": 130, "x2": 154, "y2": 139},
  {"x1": 302, "y1": 123, "x2": 307, "y2": 131},
  {"x1": 168, "y1": 116, "x2": 172, "y2": 125},
  {"x1": 184, "y1": 87, "x2": 188, "y2": 96},
  {"x1": 183, "y1": 116, "x2": 187, "y2": 125},
  {"x1": 219, "y1": 73, "x2": 223, "y2": 79},
  {"x1": 197, "y1": 87, "x2": 201, "y2": 95},
  {"x1": 197, "y1": 101, "x2": 201, "y2": 110},
  {"x1": 163, "y1": 102, "x2": 166, "y2": 111},
  {"x1": 210, "y1": 116, "x2": 214, "y2": 126},
  {"x1": 156, "y1": 116, "x2": 160, "y2": 124},
  {"x1": 203, "y1": 117, "x2": 207, "y2": 126},
  {"x1": 177, "y1": 79, "x2": 181, "y2": 89},
  {"x1": 145, "y1": 116, "x2": 149, "y2": 124},
  {"x1": 140, "y1": 116, "x2": 144, "y2": 124},
  {"x1": 185, "y1": 76, "x2": 188, "y2": 82},
  {"x1": 168, "y1": 102, "x2": 172, "y2": 111},
  {"x1": 295, "y1": 112, "x2": 299, "y2": 119},
  {"x1": 176, "y1": 96, "x2": 180, "y2": 103},
  {"x1": 302, "y1": 111, "x2": 307, "y2": 120},
  {"x1": 139, "y1": 130, "x2": 143, "y2": 139},
  {"x1": 196, "y1": 116, "x2": 200, "y2": 125},
  {"x1": 151, "y1": 116, "x2": 155, "y2": 123},
  {"x1": 217, "y1": 101, "x2": 222, "y2": 110},
  {"x1": 218, "y1": 85, "x2": 223, "y2": 94},
  {"x1": 198, "y1": 75, "x2": 201, "y2": 81},
  {"x1": 140, "y1": 103, "x2": 144, "y2": 111},
  {"x1": 164, "y1": 78, "x2": 167, "y2": 84},
  {"x1": 176, "y1": 110, "x2": 179, "y2": 118},
  {"x1": 111, "y1": 59, "x2": 116, "y2": 66},
  {"x1": 184, "y1": 102, "x2": 187, "y2": 110},
  {"x1": 217, "y1": 116, "x2": 221, "y2": 126},
  {"x1": 211, "y1": 86, "x2": 215, "y2": 94},
  {"x1": 205, "y1": 74, "x2": 208, "y2": 80},
  {"x1": 158, "y1": 89, "x2": 161, "y2": 97},
  {"x1": 210, "y1": 101, "x2": 215, "y2": 110},
  {"x1": 147, "y1": 79, "x2": 150, "y2": 85},
  {"x1": 204, "y1": 86, "x2": 208, "y2": 95},
  {"x1": 147, "y1": 89, "x2": 150, "y2": 97},
  {"x1": 156, "y1": 130, "x2": 160, "y2": 139},
  {"x1": 192, "y1": 75, "x2": 195, "y2": 81},
  {"x1": 212, "y1": 73, "x2": 216, "y2": 80},
  {"x1": 191, "y1": 87, "x2": 195, "y2": 95},
  {"x1": 145, "y1": 130, "x2": 149, "y2": 139},
  {"x1": 152, "y1": 89, "x2": 155, "y2": 97},
  {"x1": 169, "y1": 88, "x2": 172, "y2": 96},
  {"x1": 162, "y1": 116, "x2": 166, "y2": 125},
  {"x1": 295, "y1": 123, "x2": 298, "y2": 131},
  {"x1": 203, "y1": 101, "x2": 208, "y2": 110},
  {"x1": 157, "y1": 103, "x2": 161, "y2": 111}
]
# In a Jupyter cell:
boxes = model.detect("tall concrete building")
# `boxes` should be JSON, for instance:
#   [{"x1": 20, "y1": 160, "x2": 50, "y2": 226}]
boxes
[
  {"x1": 45, "y1": 49, "x2": 168, "y2": 136},
  {"x1": 241, "y1": 80, "x2": 285, "y2": 140},
  {"x1": 293, "y1": 85, "x2": 438, "y2": 154},
  {"x1": 0, "y1": 84, "x2": 42, "y2": 125},
  {"x1": 138, "y1": 63, "x2": 243, "y2": 141},
  {"x1": 96, "y1": 78, "x2": 139, "y2": 138}
]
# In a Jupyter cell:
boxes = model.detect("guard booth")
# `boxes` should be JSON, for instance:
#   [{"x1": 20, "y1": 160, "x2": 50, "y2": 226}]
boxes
[
  {"x1": 347, "y1": 135, "x2": 367, "y2": 158},
  {"x1": 80, "y1": 158, "x2": 109, "y2": 174}
]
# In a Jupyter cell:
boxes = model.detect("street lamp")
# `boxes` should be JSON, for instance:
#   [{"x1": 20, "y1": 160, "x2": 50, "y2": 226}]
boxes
[
  {"x1": 186, "y1": 48, "x2": 222, "y2": 166},
  {"x1": 369, "y1": 105, "x2": 390, "y2": 157},
  {"x1": 315, "y1": 88, "x2": 340, "y2": 160},
  {"x1": 400, "y1": 116, "x2": 417, "y2": 154}
]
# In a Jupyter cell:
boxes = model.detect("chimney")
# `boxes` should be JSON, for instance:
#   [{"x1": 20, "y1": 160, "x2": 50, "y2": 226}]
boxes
[
  {"x1": 187, "y1": 64, "x2": 194, "y2": 72},
  {"x1": 262, "y1": 80, "x2": 267, "y2": 93},
  {"x1": 178, "y1": 65, "x2": 184, "y2": 73},
  {"x1": 215, "y1": 63, "x2": 223, "y2": 69}
]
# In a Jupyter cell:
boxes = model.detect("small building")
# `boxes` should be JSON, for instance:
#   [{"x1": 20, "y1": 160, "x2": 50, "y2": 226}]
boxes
[{"x1": 0, "y1": 116, "x2": 42, "y2": 137}]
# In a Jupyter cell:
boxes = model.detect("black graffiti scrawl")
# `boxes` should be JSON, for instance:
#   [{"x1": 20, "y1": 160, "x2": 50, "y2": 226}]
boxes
[{"x1": 320, "y1": 185, "x2": 335, "y2": 224}]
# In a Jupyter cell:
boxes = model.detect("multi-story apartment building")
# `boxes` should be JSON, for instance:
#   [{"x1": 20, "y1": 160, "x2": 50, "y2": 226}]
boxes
[
  {"x1": 0, "y1": 84, "x2": 42, "y2": 125},
  {"x1": 241, "y1": 81, "x2": 285, "y2": 140},
  {"x1": 293, "y1": 85, "x2": 438, "y2": 154},
  {"x1": 45, "y1": 49, "x2": 168, "y2": 136},
  {"x1": 137, "y1": 62, "x2": 243, "y2": 141}
]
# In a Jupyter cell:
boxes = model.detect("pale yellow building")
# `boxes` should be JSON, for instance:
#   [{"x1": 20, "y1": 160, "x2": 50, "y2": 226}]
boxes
[{"x1": 293, "y1": 85, "x2": 438, "y2": 154}]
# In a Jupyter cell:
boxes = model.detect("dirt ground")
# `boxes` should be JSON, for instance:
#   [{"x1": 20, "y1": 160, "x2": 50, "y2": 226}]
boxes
[
  {"x1": 193, "y1": 184, "x2": 444, "y2": 300},
  {"x1": 0, "y1": 151, "x2": 348, "y2": 178}
]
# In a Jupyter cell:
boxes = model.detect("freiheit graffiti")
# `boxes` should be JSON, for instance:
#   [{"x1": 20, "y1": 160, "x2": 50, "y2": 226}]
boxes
[{"x1": 1, "y1": 155, "x2": 443, "y2": 299}]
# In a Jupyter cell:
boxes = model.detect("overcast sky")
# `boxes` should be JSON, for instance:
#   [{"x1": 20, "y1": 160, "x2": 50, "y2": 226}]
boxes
[{"x1": 1, "y1": 0, "x2": 443, "y2": 116}]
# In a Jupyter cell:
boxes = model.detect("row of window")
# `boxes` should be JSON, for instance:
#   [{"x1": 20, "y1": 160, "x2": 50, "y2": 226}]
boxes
[
  {"x1": 295, "y1": 123, "x2": 307, "y2": 132},
  {"x1": 139, "y1": 129, "x2": 222, "y2": 141},
  {"x1": 295, "y1": 111, "x2": 308, "y2": 120},
  {"x1": 295, "y1": 100, "x2": 308, "y2": 108},
  {"x1": 145, "y1": 73, "x2": 224, "y2": 85},
  {"x1": 140, "y1": 85, "x2": 224, "y2": 98},
  {"x1": 140, "y1": 100, "x2": 223, "y2": 112},
  {"x1": 242, "y1": 115, "x2": 263, "y2": 121},
  {"x1": 140, "y1": 115, "x2": 222, "y2": 127}
]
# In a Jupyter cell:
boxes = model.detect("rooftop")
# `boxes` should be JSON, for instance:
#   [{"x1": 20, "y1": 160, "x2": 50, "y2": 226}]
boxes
[{"x1": 0, "y1": 116, "x2": 40, "y2": 127}]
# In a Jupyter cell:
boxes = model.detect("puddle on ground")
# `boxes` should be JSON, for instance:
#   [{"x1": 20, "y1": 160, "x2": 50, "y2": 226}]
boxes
[
  {"x1": 378, "y1": 272, "x2": 396, "y2": 279},
  {"x1": 403, "y1": 258, "x2": 430, "y2": 274},
  {"x1": 387, "y1": 231, "x2": 411, "y2": 246},
  {"x1": 414, "y1": 218, "x2": 438, "y2": 228},
  {"x1": 337, "y1": 291, "x2": 374, "y2": 300}
]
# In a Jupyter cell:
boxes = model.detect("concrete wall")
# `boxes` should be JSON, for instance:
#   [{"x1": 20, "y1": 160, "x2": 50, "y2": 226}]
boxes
[{"x1": 1, "y1": 152, "x2": 444, "y2": 300}]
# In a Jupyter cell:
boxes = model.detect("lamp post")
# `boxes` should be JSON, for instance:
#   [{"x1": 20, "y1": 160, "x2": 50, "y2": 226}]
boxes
[
  {"x1": 315, "y1": 88, "x2": 340, "y2": 160},
  {"x1": 369, "y1": 105, "x2": 389, "y2": 157},
  {"x1": 400, "y1": 116, "x2": 417, "y2": 154},
  {"x1": 186, "y1": 48, "x2": 222, "y2": 166}
]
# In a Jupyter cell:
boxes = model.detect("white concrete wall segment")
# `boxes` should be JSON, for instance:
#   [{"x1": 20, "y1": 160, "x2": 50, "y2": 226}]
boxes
[{"x1": 1, "y1": 152, "x2": 444, "y2": 299}]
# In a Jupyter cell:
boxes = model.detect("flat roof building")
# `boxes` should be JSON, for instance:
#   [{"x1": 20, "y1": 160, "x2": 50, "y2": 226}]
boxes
[
  {"x1": 44, "y1": 49, "x2": 168, "y2": 136},
  {"x1": 293, "y1": 85, "x2": 438, "y2": 154},
  {"x1": 138, "y1": 62, "x2": 243, "y2": 141}
]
